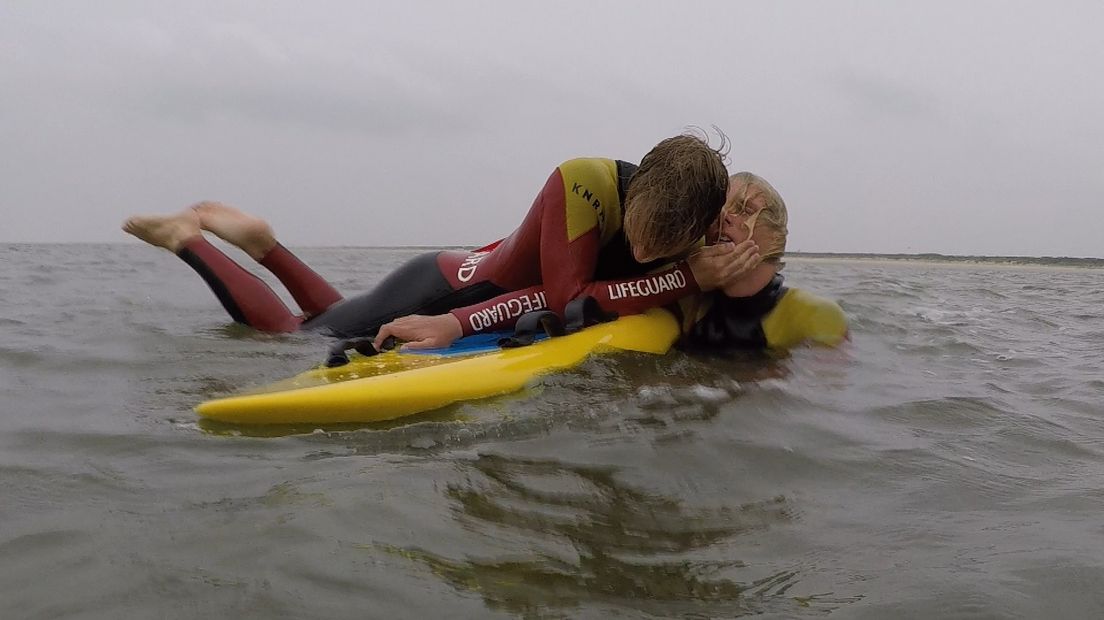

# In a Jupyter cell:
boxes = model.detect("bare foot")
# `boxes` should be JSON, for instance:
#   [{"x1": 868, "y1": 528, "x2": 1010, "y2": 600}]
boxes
[
  {"x1": 191, "y1": 201, "x2": 277, "y2": 261},
  {"x1": 121, "y1": 210, "x2": 202, "y2": 253}
]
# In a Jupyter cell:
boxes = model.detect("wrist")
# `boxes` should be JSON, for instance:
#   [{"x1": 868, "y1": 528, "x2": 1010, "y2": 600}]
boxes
[
  {"x1": 677, "y1": 260, "x2": 702, "y2": 293},
  {"x1": 446, "y1": 313, "x2": 462, "y2": 337},
  {"x1": 447, "y1": 310, "x2": 471, "y2": 337}
]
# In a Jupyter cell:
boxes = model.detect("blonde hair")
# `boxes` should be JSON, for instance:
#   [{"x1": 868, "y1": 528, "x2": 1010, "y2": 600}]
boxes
[
  {"x1": 623, "y1": 131, "x2": 729, "y2": 260},
  {"x1": 727, "y1": 171, "x2": 788, "y2": 262}
]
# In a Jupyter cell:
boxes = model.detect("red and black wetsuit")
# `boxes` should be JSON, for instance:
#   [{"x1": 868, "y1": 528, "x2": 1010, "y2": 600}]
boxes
[
  {"x1": 431, "y1": 158, "x2": 701, "y2": 335},
  {"x1": 176, "y1": 158, "x2": 702, "y2": 338}
]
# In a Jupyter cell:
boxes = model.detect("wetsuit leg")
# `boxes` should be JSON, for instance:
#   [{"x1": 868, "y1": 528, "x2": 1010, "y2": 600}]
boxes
[
  {"x1": 177, "y1": 238, "x2": 302, "y2": 333},
  {"x1": 302, "y1": 251, "x2": 505, "y2": 338},
  {"x1": 257, "y1": 243, "x2": 343, "y2": 318}
]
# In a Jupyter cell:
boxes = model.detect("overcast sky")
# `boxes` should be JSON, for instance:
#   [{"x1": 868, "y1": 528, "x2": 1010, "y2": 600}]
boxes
[{"x1": 2, "y1": 1, "x2": 1102, "y2": 256}]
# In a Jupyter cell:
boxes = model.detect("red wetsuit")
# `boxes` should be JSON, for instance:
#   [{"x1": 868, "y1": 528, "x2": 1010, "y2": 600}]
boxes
[
  {"x1": 434, "y1": 158, "x2": 700, "y2": 335},
  {"x1": 171, "y1": 158, "x2": 701, "y2": 338}
]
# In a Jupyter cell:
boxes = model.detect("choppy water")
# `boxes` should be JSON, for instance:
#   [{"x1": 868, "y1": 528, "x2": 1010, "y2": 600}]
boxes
[{"x1": 3, "y1": 243, "x2": 1104, "y2": 619}]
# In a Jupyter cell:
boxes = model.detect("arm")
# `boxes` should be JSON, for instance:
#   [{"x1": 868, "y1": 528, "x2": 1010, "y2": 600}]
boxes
[
  {"x1": 375, "y1": 158, "x2": 750, "y2": 347},
  {"x1": 449, "y1": 261, "x2": 698, "y2": 336},
  {"x1": 453, "y1": 159, "x2": 758, "y2": 334},
  {"x1": 762, "y1": 289, "x2": 850, "y2": 350},
  {"x1": 537, "y1": 159, "x2": 702, "y2": 316},
  {"x1": 450, "y1": 159, "x2": 698, "y2": 334}
]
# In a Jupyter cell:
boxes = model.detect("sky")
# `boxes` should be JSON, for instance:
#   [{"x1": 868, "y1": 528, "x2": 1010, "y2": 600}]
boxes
[{"x1": 2, "y1": 1, "x2": 1102, "y2": 256}]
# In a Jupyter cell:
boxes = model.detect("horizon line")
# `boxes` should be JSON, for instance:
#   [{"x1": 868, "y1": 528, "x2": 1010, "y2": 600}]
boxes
[{"x1": 2, "y1": 241, "x2": 1103, "y2": 262}]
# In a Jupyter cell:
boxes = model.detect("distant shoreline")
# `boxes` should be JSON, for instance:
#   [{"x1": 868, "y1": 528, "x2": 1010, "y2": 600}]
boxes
[{"x1": 784, "y1": 252, "x2": 1104, "y2": 269}]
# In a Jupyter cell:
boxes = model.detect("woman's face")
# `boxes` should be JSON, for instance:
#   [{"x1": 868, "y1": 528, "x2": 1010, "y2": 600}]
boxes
[{"x1": 708, "y1": 181, "x2": 767, "y2": 245}]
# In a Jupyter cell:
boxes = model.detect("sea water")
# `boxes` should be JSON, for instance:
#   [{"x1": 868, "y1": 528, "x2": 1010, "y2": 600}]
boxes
[{"x1": 2, "y1": 243, "x2": 1104, "y2": 618}]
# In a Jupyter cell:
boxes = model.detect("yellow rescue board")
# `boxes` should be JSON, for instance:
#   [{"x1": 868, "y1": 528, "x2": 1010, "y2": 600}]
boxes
[{"x1": 196, "y1": 308, "x2": 679, "y2": 425}]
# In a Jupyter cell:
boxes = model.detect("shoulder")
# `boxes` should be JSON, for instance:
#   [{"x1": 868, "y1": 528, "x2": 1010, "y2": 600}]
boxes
[
  {"x1": 557, "y1": 158, "x2": 619, "y2": 182},
  {"x1": 557, "y1": 158, "x2": 624, "y2": 242},
  {"x1": 763, "y1": 288, "x2": 849, "y2": 349}
]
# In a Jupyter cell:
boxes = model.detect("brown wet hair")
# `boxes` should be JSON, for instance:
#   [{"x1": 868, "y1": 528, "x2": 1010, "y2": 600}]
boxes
[{"x1": 623, "y1": 131, "x2": 729, "y2": 260}]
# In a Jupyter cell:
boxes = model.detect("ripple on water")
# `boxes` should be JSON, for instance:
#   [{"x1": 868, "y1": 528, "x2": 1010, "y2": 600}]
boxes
[
  {"x1": 379, "y1": 450, "x2": 860, "y2": 618},
  {"x1": 6, "y1": 246, "x2": 1104, "y2": 617}
]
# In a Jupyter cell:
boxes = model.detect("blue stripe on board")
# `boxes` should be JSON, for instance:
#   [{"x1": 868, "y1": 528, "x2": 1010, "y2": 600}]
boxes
[{"x1": 406, "y1": 331, "x2": 550, "y2": 357}]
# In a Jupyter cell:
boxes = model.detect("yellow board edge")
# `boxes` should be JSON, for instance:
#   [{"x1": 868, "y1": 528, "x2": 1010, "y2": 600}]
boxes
[{"x1": 195, "y1": 308, "x2": 679, "y2": 425}]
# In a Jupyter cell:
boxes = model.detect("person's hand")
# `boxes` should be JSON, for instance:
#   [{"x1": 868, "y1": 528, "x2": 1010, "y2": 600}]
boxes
[
  {"x1": 688, "y1": 239, "x2": 760, "y2": 292},
  {"x1": 373, "y1": 314, "x2": 463, "y2": 351}
]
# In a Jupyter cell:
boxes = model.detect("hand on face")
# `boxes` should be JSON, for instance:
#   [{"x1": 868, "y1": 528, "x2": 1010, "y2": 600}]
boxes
[
  {"x1": 687, "y1": 238, "x2": 760, "y2": 292},
  {"x1": 373, "y1": 313, "x2": 463, "y2": 351}
]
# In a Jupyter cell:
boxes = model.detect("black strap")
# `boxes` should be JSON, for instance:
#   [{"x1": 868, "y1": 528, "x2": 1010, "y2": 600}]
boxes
[
  {"x1": 498, "y1": 310, "x2": 564, "y2": 348},
  {"x1": 498, "y1": 296, "x2": 618, "y2": 349},
  {"x1": 615, "y1": 160, "x2": 638, "y2": 206},
  {"x1": 324, "y1": 336, "x2": 397, "y2": 368},
  {"x1": 563, "y1": 296, "x2": 617, "y2": 333}
]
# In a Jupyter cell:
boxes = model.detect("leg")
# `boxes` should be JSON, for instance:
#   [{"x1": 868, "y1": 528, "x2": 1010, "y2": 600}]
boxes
[
  {"x1": 193, "y1": 202, "x2": 343, "y2": 317},
  {"x1": 257, "y1": 244, "x2": 343, "y2": 318},
  {"x1": 177, "y1": 239, "x2": 303, "y2": 332},
  {"x1": 123, "y1": 211, "x2": 302, "y2": 332},
  {"x1": 304, "y1": 251, "x2": 505, "y2": 338}
]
